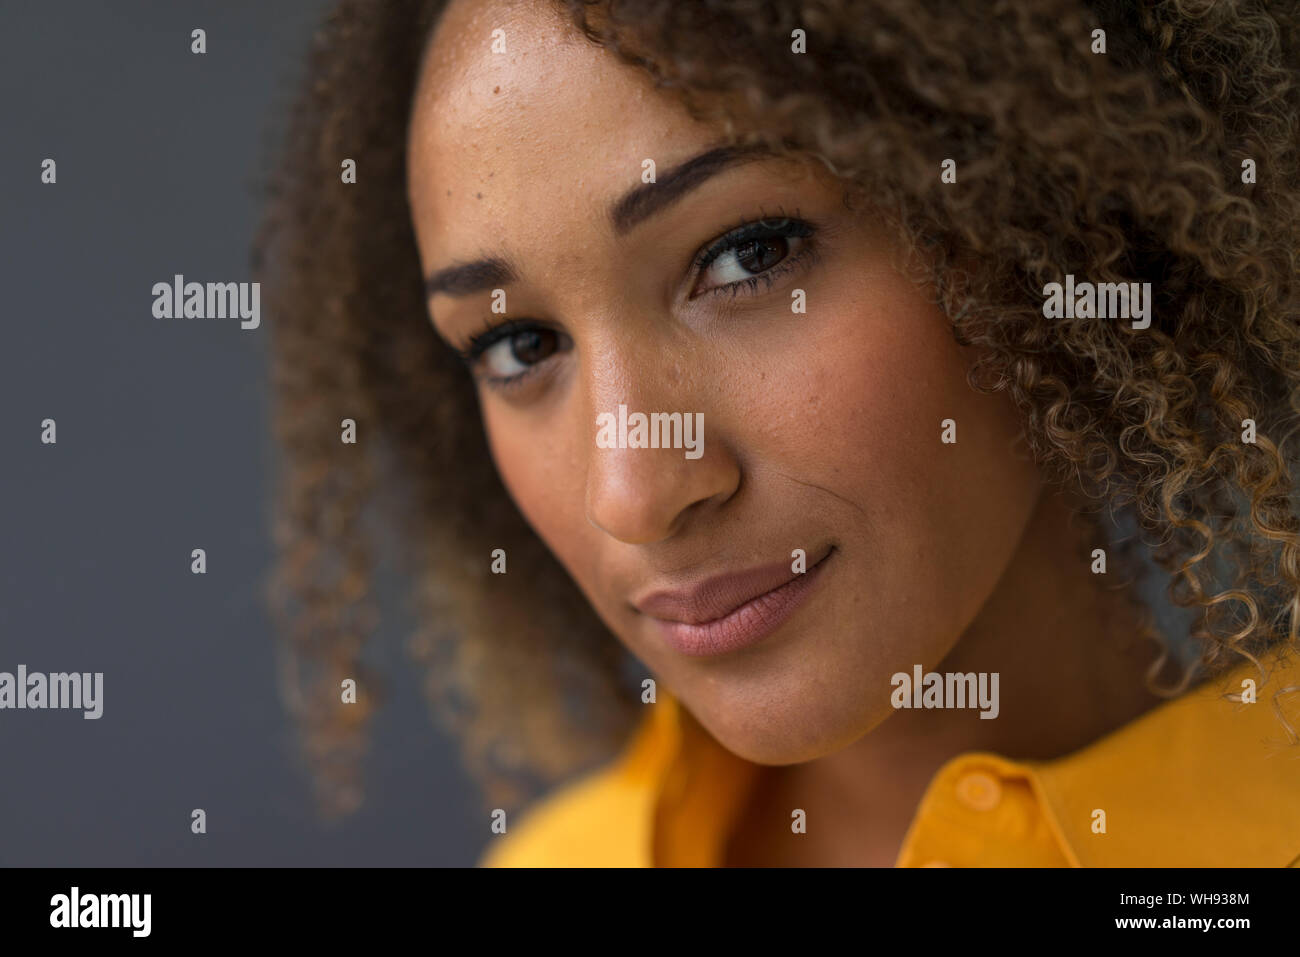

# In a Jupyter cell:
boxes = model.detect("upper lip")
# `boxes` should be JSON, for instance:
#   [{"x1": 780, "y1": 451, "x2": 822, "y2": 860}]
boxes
[{"x1": 632, "y1": 547, "x2": 832, "y2": 625}]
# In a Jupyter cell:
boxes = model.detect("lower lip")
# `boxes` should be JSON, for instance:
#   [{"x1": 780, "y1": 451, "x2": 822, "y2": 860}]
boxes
[{"x1": 650, "y1": 549, "x2": 835, "y2": 658}]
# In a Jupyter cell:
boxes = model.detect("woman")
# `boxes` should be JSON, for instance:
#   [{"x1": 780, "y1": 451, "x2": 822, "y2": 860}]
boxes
[{"x1": 256, "y1": 0, "x2": 1300, "y2": 866}]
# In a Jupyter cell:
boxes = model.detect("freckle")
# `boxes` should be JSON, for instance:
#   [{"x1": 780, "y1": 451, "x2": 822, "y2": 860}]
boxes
[
  {"x1": 493, "y1": 85, "x2": 500, "y2": 93},
  {"x1": 476, "y1": 192, "x2": 483, "y2": 199},
  {"x1": 445, "y1": 189, "x2": 451, "y2": 196}
]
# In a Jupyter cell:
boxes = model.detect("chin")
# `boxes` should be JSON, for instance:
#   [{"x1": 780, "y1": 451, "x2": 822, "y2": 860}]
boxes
[{"x1": 682, "y1": 675, "x2": 892, "y2": 766}]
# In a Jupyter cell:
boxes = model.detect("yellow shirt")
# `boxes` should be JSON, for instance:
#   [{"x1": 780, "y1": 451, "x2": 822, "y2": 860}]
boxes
[{"x1": 481, "y1": 654, "x2": 1300, "y2": 867}]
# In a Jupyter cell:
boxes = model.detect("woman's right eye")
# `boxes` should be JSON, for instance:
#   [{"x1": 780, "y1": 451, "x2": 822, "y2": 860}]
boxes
[{"x1": 477, "y1": 327, "x2": 562, "y2": 381}]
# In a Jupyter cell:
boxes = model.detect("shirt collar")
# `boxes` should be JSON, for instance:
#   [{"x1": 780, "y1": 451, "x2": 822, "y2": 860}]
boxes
[
  {"x1": 645, "y1": 693, "x2": 761, "y2": 866},
  {"x1": 1024, "y1": 651, "x2": 1300, "y2": 866}
]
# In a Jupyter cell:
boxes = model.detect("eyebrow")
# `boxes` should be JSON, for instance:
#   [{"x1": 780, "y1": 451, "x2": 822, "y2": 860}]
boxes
[
  {"x1": 609, "y1": 143, "x2": 770, "y2": 234},
  {"x1": 424, "y1": 256, "x2": 517, "y2": 300},
  {"x1": 423, "y1": 143, "x2": 771, "y2": 301}
]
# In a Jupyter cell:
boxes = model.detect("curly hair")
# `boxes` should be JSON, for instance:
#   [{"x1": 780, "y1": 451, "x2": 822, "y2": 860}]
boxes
[{"x1": 253, "y1": 0, "x2": 1300, "y2": 819}]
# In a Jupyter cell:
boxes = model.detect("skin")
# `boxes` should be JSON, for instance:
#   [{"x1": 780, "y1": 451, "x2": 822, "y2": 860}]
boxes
[{"x1": 407, "y1": 0, "x2": 1162, "y2": 865}]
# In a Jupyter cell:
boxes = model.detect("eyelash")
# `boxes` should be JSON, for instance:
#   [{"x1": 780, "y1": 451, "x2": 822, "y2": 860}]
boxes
[
  {"x1": 456, "y1": 317, "x2": 540, "y2": 365},
  {"x1": 457, "y1": 210, "x2": 819, "y2": 389},
  {"x1": 690, "y1": 208, "x2": 817, "y2": 299}
]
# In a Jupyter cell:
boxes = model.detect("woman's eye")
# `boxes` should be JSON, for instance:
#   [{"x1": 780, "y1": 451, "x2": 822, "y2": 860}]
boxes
[
  {"x1": 480, "y1": 327, "x2": 560, "y2": 378},
  {"x1": 691, "y1": 218, "x2": 815, "y2": 298}
]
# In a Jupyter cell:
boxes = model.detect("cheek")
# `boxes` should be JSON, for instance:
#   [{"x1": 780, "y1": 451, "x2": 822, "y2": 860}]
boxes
[
  {"x1": 814, "y1": 275, "x2": 1040, "y2": 597},
  {"x1": 736, "y1": 260, "x2": 1038, "y2": 555},
  {"x1": 480, "y1": 400, "x2": 606, "y2": 592}
]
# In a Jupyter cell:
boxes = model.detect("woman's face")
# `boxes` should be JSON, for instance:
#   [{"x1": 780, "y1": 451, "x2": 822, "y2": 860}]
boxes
[{"x1": 407, "y1": 0, "x2": 1042, "y2": 764}]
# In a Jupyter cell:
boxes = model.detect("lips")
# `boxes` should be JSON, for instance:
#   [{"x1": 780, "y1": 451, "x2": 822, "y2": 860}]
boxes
[
  {"x1": 633, "y1": 550, "x2": 823, "y2": 624},
  {"x1": 632, "y1": 546, "x2": 836, "y2": 657}
]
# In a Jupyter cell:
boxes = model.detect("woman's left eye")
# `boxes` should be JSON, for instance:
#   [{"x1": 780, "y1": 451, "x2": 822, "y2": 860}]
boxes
[{"x1": 690, "y1": 218, "x2": 815, "y2": 298}]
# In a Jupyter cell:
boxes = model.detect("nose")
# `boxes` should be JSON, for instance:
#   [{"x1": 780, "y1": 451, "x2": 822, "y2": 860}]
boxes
[{"x1": 584, "y1": 365, "x2": 740, "y2": 545}]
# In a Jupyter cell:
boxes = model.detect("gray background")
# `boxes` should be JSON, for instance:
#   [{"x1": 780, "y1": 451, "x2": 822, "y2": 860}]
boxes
[{"x1": 0, "y1": 0, "x2": 486, "y2": 866}]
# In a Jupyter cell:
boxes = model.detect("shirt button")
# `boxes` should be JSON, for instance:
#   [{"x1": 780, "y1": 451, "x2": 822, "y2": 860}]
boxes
[{"x1": 955, "y1": 770, "x2": 1002, "y2": 811}]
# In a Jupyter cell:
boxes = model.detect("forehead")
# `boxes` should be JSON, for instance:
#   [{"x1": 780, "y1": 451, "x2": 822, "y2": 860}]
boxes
[{"x1": 406, "y1": 0, "x2": 718, "y2": 267}]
